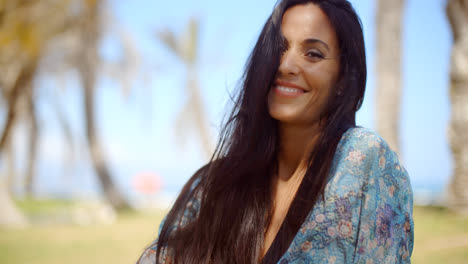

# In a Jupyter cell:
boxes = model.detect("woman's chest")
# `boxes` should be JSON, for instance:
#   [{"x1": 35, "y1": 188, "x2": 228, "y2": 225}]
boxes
[{"x1": 264, "y1": 177, "x2": 304, "y2": 255}]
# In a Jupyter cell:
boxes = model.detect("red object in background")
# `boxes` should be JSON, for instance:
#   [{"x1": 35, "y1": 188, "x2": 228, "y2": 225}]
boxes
[{"x1": 132, "y1": 172, "x2": 163, "y2": 195}]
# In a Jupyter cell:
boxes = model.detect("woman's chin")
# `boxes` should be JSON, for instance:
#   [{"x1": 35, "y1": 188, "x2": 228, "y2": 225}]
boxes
[
  {"x1": 268, "y1": 108, "x2": 323, "y2": 127},
  {"x1": 268, "y1": 109, "x2": 301, "y2": 124}
]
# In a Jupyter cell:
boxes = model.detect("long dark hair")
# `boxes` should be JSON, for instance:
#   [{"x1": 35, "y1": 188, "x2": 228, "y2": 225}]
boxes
[{"x1": 155, "y1": 0, "x2": 366, "y2": 263}]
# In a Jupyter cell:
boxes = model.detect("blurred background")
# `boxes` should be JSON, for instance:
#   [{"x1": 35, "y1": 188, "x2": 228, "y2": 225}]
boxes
[{"x1": 0, "y1": 0, "x2": 467, "y2": 263}]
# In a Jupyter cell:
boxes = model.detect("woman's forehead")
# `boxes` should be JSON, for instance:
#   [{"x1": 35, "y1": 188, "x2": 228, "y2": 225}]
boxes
[{"x1": 281, "y1": 3, "x2": 338, "y2": 49}]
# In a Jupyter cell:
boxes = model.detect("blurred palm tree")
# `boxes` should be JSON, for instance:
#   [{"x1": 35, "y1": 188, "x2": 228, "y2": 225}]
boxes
[
  {"x1": 0, "y1": 0, "x2": 141, "y2": 214},
  {"x1": 0, "y1": 0, "x2": 76, "y2": 226},
  {"x1": 157, "y1": 18, "x2": 214, "y2": 159},
  {"x1": 375, "y1": 0, "x2": 405, "y2": 156},
  {"x1": 447, "y1": 0, "x2": 468, "y2": 215},
  {"x1": 75, "y1": 0, "x2": 130, "y2": 210}
]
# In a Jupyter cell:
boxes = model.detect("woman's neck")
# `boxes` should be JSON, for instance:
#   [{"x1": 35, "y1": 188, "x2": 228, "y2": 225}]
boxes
[
  {"x1": 276, "y1": 122, "x2": 321, "y2": 182},
  {"x1": 262, "y1": 122, "x2": 322, "y2": 257}
]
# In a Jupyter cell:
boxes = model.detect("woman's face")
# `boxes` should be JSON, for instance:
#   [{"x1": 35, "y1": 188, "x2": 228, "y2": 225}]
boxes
[{"x1": 268, "y1": 3, "x2": 340, "y2": 127}]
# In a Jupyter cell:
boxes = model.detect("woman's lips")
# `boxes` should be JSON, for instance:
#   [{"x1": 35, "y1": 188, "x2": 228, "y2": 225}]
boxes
[{"x1": 273, "y1": 81, "x2": 308, "y2": 98}]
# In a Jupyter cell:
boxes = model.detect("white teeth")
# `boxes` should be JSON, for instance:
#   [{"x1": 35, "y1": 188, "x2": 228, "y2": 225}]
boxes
[{"x1": 277, "y1": 86, "x2": 302, "y2": 93}]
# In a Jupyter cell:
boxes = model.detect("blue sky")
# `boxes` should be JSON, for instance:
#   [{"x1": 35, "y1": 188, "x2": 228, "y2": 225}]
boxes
[{"x1": 10, "y1": 0, "x2": 452, "y2": 203}]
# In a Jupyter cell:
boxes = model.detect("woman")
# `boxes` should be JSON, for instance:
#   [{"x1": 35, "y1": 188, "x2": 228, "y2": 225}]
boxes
[{"x1": 138, "y1": 0, "x2": 414, "y2": 263}]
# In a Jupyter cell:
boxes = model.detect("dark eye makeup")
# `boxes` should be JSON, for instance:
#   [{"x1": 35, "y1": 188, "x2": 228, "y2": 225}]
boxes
[
  {"x1": 306, "y1": 50, "x2": 325, "y2": 59},
  {"x1": 280, "y1": 37, "x2": 332, "y2": 61},
  {"x1": 304, "y1": 49, "x2": 327, "y2": 62}
]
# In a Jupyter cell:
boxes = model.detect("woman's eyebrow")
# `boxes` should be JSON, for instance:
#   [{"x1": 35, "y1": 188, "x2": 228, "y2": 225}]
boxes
[{"x1": 302, "y1": 38, "x2": 330, "y2": 51}]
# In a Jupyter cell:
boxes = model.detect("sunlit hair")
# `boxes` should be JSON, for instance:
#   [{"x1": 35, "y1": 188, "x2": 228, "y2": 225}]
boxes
[{"x1": 155, "y1": 0, "x2": 366, "y2": 263}]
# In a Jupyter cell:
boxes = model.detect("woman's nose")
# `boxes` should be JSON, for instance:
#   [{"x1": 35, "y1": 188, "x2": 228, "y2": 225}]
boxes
[{"x1": 278, "y1": 50, "x2": 300, "y2": 76}]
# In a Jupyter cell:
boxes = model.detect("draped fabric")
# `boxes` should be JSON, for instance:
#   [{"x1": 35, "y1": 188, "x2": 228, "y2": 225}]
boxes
[{"x1": 137, "y1": 127, "x2": 414, "y2": 264}]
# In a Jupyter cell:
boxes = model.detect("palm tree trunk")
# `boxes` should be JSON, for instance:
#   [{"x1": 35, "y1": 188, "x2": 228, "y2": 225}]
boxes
[
  {"x1": 188, "y1": 71, "x2": 214, "y2": 159},
  {"x1": 0, "y1": 59, "x2": 38, "y2": 153},
  {"x1": 0, "y1": 182, "x2": 28, "y2": 228},
  {"x1": 447, "y1": 0, "x2": 468, "y2": 214},
  {"x1": 375, "y1": 0, "x2": 405, "y2": 155},
  {"x1": 78, "y1": 0, "x2": 130, "y2": 210},
  {"x1": 0, "y1": 59, "x2": 37, "y2": 227},
  {"x1": 5, "y1": 139, "x2": 15, "y2": 194},
  {"x1": 24, "y1": 83, "x2": 38, "y2": 197}
]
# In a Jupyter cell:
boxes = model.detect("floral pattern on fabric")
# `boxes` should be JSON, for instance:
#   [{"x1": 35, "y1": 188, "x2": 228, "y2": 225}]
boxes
[{"x1": 137, "y1": 127, "x2": 414, "y2": 263}]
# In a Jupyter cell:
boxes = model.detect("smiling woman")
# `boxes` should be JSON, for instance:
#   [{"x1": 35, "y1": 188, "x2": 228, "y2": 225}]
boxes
[
  {"x1": 137, "y1": 0, "x2": 413, "y2": 263},
  {"x1": 268, "y1": 4, "x2": 340, "y2": 127}
]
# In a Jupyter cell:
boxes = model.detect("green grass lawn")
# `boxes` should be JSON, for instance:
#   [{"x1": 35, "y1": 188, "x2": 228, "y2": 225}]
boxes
[
  {"x1": 1, "y1": 202, "x2": 467, "y2": 264},
  {"x1": 1, "y1": 199, "x2": 166, "y2": 264},
  {"x1": 412, "y1": 206, "x2": 468, "y2": 264}
]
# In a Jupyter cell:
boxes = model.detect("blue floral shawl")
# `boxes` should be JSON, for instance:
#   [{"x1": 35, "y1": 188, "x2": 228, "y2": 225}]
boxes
[{"x1": 137, "y1": 127, "x2": 414, "y2": 263}]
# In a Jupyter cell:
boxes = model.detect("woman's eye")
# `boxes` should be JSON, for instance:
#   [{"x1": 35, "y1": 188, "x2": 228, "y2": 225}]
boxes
[{"x1": 306, "y1": 51, "x2": 325, "y2": 60}]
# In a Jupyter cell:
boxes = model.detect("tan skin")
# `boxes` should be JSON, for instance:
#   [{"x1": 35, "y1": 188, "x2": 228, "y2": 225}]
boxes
[{"x1": 263, "y1": 3, "x2": 341, "y2": 256}]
